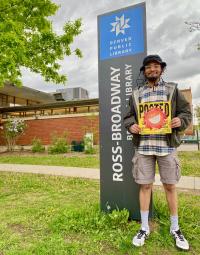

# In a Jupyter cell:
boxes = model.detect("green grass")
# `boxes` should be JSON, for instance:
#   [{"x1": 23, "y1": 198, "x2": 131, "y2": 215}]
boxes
[
  {"x1": 0, "y1": 151, "x2": 200, "y2": 176},
  {"x1": 0, "y1": 154, "x2": 99, "y2": 169},
  {"x1": 0, "y1": 172, "x2": 199, "y2": 254},
  {"x1": 178, "y1": 151, "x2": 200, "y2": 177}
]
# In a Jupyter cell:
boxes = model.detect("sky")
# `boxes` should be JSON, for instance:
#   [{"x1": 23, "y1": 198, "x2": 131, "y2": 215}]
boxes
[{"x1": 21, "y1": 0, "x2": 200, "y2": 105}]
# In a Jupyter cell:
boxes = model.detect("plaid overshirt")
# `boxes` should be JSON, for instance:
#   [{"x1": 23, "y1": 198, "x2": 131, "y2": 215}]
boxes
[{"x1": 137, "y1": 81, "x2": 175, "y2": 156}]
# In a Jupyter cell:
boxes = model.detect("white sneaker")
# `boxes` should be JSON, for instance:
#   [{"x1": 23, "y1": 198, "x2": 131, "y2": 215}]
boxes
[
  {"x1": 132, "y1": 228, "x2": 150, "y2": 247},
  {"x1": 171, "y1": 229, "x2": 189, "y2": 250}
]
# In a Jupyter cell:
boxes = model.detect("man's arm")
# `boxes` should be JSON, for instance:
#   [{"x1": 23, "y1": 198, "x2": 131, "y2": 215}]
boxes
[{"x1": 123, "y1": 95, "x2": 138, "y2": 133}]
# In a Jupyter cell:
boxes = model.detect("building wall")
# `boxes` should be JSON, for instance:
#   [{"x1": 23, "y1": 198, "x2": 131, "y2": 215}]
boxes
[
  {"x1": 0, "y1": 88, "x2": 193, "y2": 146},
  {"x1": 0, "y1": 114, "x2": 99, "y2": 146},
  {"x1": 56, "y1": 87, "x2": 89, "y2": 101}
]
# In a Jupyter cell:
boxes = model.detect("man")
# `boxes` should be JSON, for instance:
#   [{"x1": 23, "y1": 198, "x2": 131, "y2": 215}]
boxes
[{"x1": 124, "y1": 55, "x2": 192, "y2": 250}]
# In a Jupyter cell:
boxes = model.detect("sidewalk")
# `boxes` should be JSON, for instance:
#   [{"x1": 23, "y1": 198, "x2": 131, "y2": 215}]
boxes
[{"x1": 0, "y1": 163, "x2": 199, "y2": 190}]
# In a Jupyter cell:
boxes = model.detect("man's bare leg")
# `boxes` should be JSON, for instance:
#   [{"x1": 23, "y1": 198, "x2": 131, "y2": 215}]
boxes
[
  {"x1": 140, "y1": 183, "x2": 153, "y2": 211},
  {"x1": 132, "y1": 183, "x2": 153, "y2": 246},
  {"x1": 139, "y1": 183, "x2": 153, "y2": 231},
  {"x1": 163, "y1": 183, "x2": 179, "y2": 231},
  {"x1": 163, "y1": 183, "x2": 178, "y2": 216}
]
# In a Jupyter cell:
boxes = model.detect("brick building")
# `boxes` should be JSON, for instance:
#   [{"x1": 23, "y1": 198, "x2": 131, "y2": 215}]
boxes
[
  {"x1": 0, "y1": 85, "x2": 193, "y2": 147},
  {"x1": 0, "y1": 84, "x2": 99, "y2": 146}
]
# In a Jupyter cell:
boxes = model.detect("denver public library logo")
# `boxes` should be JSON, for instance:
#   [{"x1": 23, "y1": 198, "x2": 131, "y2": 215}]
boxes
[
  {"x1": 109, "y1": 14, "x2": 132, "y2": 57},
  {"x1": 99, "y1": 5, "x2": 144, "y2": 60}
]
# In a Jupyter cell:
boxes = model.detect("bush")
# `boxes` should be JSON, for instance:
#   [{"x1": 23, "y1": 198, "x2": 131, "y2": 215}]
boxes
[
  {"x1": 31, "y1": 138, "x2": 45, "y2": 153},
  {"x1": 48, "y1": 133, "x2": 69, "y2": 154},
  {"x1": 4, "y1": 117, "x2": 26, "y2": 151},
  {"x1": 84, "y1": 146, "x2": 96, "y2": 154}
]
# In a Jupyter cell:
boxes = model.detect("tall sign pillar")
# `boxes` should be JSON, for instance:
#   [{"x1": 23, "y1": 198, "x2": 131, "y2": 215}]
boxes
[{"x1": 98, "y1": 3, "x2": 149, "y2": 219}]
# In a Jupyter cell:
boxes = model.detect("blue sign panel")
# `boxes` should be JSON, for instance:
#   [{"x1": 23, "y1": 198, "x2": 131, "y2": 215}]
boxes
[{"x1": 99, "y1": 6, "x2": 145, "y2": 60}]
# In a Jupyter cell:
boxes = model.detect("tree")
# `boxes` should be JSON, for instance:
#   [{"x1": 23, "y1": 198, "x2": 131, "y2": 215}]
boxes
[
  {"x1": 185, "y1": 21, "x2": 200, "y2": 50},
  {"x1": 0, "y1": 0, "x2": 82, "y2": 87}
]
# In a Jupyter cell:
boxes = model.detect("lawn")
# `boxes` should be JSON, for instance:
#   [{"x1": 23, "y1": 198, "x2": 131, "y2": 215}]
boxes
[
  {"x1": 178, "y1": 151, "x2": 200, "y2": 177},
  {"x1": 0, "y1": 172, "x2": 199, "y2": 254},
  {"x1": 0, "y1": 151, "x2": 199, "y2": 177},
  {"x1": 0, "y1": 153, "x2": 99, "y2": 169}
]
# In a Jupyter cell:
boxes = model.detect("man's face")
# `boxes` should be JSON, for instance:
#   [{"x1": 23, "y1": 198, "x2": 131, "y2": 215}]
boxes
[{"x1": 144, "y1": 61, "x2": 162, "y2": 82}]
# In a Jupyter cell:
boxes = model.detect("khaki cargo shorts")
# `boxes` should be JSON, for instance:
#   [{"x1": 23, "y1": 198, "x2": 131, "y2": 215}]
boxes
[{"x1": 132, "y1": 150, "x2": 181, "y2": 184}]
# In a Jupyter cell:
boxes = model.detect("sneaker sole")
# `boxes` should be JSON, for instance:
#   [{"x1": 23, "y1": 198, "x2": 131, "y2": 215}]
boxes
[
  {"x1": 176, "y1": 244, "x2": 190, "y2": 251},
  {"x1": 132, "y1": 235, "x2": 149, "y2": 247},
  {"x1": 171, "y1": 233, "x2": 189, "y2": 251},
  {"x1": 132, "y1": 240, "x2": 145, "y2": 247}
]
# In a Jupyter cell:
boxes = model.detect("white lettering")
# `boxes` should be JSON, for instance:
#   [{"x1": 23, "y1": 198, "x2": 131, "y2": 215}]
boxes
[{"x1": 110, "y1": 67, "x2": 123, "y2": 181}]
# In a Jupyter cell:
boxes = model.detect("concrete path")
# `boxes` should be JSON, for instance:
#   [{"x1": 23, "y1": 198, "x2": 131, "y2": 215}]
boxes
[
  {"x1": 177, "y1": 143, "x2": 200, "y2": 151},
  {"x1": 0, "y1": 163, "x2": 199, "y2": 191},
  {"x1": 0, "y1": 164, "x2": 100, "y2": 180}
]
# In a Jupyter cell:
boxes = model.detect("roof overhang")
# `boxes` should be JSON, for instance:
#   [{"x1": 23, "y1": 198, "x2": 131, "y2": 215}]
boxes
[
  {"x1": 0, "y1": 98, "x2": 99, "y2": 113},
  {"x1": 0, "y1": 83, "x2": 56, "y2": 104}
]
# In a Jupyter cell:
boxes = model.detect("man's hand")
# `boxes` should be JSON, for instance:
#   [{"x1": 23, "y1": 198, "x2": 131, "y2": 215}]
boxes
[
  {"x1": 129, "y1": 124, "x2": 141, "y2": 134},
  {"x1": 171, "y1": 117, "x2": 181, "y2": 128}
]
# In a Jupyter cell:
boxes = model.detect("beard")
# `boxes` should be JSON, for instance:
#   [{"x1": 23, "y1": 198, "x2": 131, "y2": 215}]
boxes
[
  {"x1": 146, "y1": 76, "x2": 159, "y2": 82},
  {"x1": 144, "y1": 72, "x2": 162, "y2": 83}
]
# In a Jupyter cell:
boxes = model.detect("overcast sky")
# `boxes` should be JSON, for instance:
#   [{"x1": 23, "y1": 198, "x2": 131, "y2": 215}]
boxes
[{"x1": 21, "y1": 0, "x2": 200, "y2": 105}]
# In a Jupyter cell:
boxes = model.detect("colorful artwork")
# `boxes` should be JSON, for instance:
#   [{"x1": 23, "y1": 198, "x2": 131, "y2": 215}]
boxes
[{"x1": 138, "y1": 101, "x2": 172, "y2": 134}]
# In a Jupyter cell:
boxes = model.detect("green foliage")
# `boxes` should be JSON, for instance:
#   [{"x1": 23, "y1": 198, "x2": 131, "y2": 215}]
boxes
[
  {"x1": 0, "y1": 154, "x2": 100, "y2": 168},
  {"x1": 4, "y1": 117, "x2": 26, "y2": 151},
  {"x1": 0, "y1": 0, "x2": 82, "y2": 87},
  {"x1": 50, "y1": 206, "x2": 130, "y2": 235},
  {"x1": 48, "y1": 133, "x2": 69, "y2": 154},
  {"x1": 178, "y1": 151, "x2": 200, "y2": 176},
  {"x1": 0, "y1": 173, "x2": 199, "y2": 254},
  {"x1": 31, "y1": 137, "x2": 45, "y2": 153},
  {"x1": 85, "y1": 146, "x2": 96, "y2": 154}
]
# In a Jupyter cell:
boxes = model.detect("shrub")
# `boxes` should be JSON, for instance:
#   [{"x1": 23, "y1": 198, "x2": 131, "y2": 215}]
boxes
[
  {"x1": 4, "y1": 117, "x2": 26, "y2": 151},
  {"x1": 48, "y1": 133, "x2": 69, "y2": 154},
  {"x1": 31, "y1": 138, "x2": 45, "y2": 153}
]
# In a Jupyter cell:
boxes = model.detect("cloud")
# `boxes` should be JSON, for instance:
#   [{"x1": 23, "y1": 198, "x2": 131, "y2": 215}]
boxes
[{"x1": 21, "y1": 0, "x2": 200, "y2": 105}]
